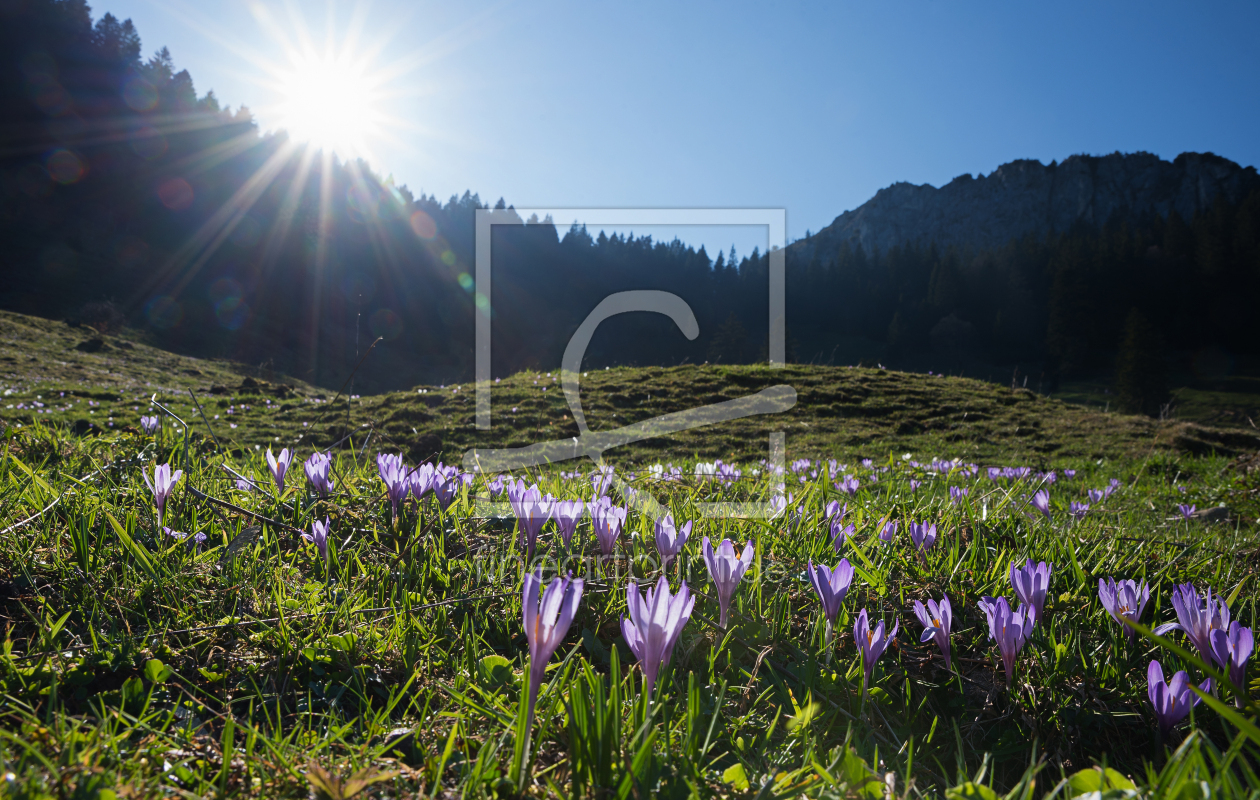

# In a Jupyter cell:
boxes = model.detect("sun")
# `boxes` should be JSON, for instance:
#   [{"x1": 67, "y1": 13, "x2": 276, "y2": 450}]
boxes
[{"x1": 276, "y1": 53, "x2": 384, "y2": 160}]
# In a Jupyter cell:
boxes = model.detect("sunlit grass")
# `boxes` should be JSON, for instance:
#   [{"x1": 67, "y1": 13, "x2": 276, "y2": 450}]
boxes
[{"x1": 0, "y1": 412, "x2": 1256, "y2": 797}]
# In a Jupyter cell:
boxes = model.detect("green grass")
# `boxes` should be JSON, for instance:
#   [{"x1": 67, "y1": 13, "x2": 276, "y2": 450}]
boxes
[
  {"x1": 3, "y1": 310, "x2": 1260, "y2": 798},
  {"x1": 0, "y1": 415, "x2": 1258, "y2": 798},
  {"x1": 0, "y1": 310, "x2": 316, "y2": 396},
  {"x1": 1054, "y1": 375, "x2": 1260, "y2": 430},
  {"x1": 4, "y1": 308, "x2": 1258, "y2": 469},
  {"x1": 1170, "y1": 385, "x2": 1260, "y2": 429}
]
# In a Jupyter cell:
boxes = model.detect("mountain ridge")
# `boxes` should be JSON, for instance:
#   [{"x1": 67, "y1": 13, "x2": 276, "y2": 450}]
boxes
[{"x1": 792, "y1": 151, "x2": 1260, "y2": 259}]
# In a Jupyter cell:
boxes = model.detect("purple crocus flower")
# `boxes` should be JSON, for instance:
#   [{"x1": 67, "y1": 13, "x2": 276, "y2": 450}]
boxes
[
  {"x1": 979, "y1": 596, "x2": 1033, "y2": 688},
  {"x1": 854, "y1": 608, "x2": 898, "y2": 695},
  {"x1": 621, "y1": 576, "x2": 695, "y2": 703},
  {"x1": 266, "y1": 448, "x2": 293, "y2": 493},
  {"x1": 378, "y1": 452, "x2": 404, "y2": 480},
  {"x1": 164, "y1": 526, "x2": 206, "y2": 549},
  {"x1": 509, "y1": 483, "x2": 554, "y2": 561},
  {"x1": 836, "y1": 476, "x2": 859, "y2": 496},
  {"x1": 909, "y1": 522, "x2": 937, "y2": 553},
  {"x1": 432, "y1": 470, "x2": 469, "y2": 511},
  {"x1": 1010, "y1": 559, "x2": 1052, "y2": 624},
  {"x1": 912, "y1": 596, "x2": 952, "y2": 670},
  {"x1": 1178, "y1": 504, "x2": 1196, "y2": 520},
  {"x1": 1088, "y1": 488, "x2": 1104, "y2": 504},
  {"x1": 909, "y1": 479, "x2": 922, "y2": 492},
  {"x1": 702, "y1": 537, "x2": 754, "y2": 628},
  {"x1": 552, "y1": 499, "x2": 584, "y2": 549},
  {"x1": 1069, "y1": 501, "x2": 1090, "y2": 521},
  {"x1": 1063, "y1": 469, "x2": 1076, "y2": 479},
  {"x1": 1209, "y1": 622, "x2": 1254, "y2": 700},
  {"x1": 807, "y1": 558, "x2": 854, "y2": 657},
  {"x1": 987, "y1": 467, "x2": 1002, "y2": 481},
  {"x1": 140, "y1": 415, "x2": 159, "y2": 434},
  {"x1": 522, "y1": 568, "x2": 583, "y2": 742},
  {"x1": 589, "y1": 501, "x2": 630, "y2": 556},
  {"x1": 1030, "y1": 490, "x2": 1051, "y2": 518},
  {"x1": 377, "y1": 455, "x2": 410, "y2": 522},
  {"x1": 409, "y1": 462, "x2": 436, "y2": 500},
  {"x1": 302, "y1": 517, "x2": 331, "y2": 563},
  {"x1": 1155, "y1": 583, "x2": 1231, "y2": 663},
  {"x1": 589, "y1": 493, "x2": 612, "y2": 513},
  {"x1": 831, "y1": 518, "x2": 855, "y2": 550},
  {"x1": 654, "y1": 514, "x2": 691, "y2": 569},
  {"x1": 487, "y1": 474, "x2": 506, "y2": 497},
  {"x1": 767, "y1": 494, "x2": 788, "y2": 519},
  {"x1": 879, "y1": 520, "x2": 899, "y2": 542},
  {"x1": 787, "y1": 502, "x2": 806, "y2": 527},
  {"x1": 591, "y1": 502, "x2": 627, "y2": 557},
  {"x1": 949, "y1": 486, "x2": 969, "y2": 506},
  {"x1": 1106, "y1": 478, "x2": 1121, "y2": 497},
  {"x1": 1098, "y1": 577, "x2": 1150, "y2": 641},
  {"x1": 143, "y1": 463, "x2": 183, "y2": 528},
  {"x1": 591, "y1": 466, "x2": 615, "y2": 496},
  {"x1": 1147, "y1": 660, "x2": 1209, "y2": 737},
  {"x1": 303, "y1": 452, "x2": 334, "y2": 496},
  {"x1": 825, "y1": 500, "x2": 846, "y2": 522}
]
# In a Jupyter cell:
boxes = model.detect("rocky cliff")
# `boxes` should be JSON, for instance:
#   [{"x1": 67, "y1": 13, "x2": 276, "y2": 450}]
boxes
[{"x1": 793, "y1": 151, "x2": 1259, "y2": 259}]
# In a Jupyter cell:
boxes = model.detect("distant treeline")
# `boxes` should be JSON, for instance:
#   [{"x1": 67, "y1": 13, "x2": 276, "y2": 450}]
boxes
[
  {"x1": 3, "y1": 1, "x2": 1259, "y2": 400},
  {"x1": 791, "y1": 192, "x2": 1260, "y2": 386}
]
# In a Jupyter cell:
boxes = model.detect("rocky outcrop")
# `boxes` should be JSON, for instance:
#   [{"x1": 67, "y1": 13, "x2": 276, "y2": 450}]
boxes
[{"x1": 793, "y1": 151, "x2": 1260, "y2": 258}]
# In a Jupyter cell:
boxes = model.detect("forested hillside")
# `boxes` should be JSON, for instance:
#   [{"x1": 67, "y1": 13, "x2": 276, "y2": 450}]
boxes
[{"x1": 3, "y1": 0, "x2": 1259, "y2": 411}]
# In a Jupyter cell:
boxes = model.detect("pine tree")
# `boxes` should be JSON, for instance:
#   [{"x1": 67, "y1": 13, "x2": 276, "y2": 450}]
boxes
[
  {"x1": 708, "y1": 312, "x2": 748, "y2": 364},
  {"x1": 1115, "y1": 308, "x2": 1168, "y2": 417},
  {"x1": 886, "y1": 311, "x2": 908, "y2": 358},
  {"x1": 1044, "y1": 236, "x2": 1094, "y2": 381}
]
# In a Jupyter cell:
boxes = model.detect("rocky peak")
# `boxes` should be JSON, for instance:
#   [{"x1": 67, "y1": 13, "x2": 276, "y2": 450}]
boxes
[{"x1": 793, "y1": 151, "x2": 1259, "y2": 259}]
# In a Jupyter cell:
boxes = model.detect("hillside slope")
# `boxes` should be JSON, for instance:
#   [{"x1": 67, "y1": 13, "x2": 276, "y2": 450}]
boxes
[
  {"x1": 0, "y1": 311, "x2": 315, "y2": 395},
  {"x1": 0, "y1": 310, "x2": 323, "y2": 437},
  {"x1": 3, "y1": 306, "x2": 1254, "y2": 468},
  {"x1": 344, "y1": 364, "x2": 1260, "y2": 466}
]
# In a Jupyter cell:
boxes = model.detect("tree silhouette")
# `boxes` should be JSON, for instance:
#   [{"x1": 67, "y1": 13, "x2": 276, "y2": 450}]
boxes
[
  {"x1": 1, "y1": 1, "x2": 1259, "y2": 393},
  {"x1": 1115, "y1": 309, "x2": 1168, "y2": 417}
]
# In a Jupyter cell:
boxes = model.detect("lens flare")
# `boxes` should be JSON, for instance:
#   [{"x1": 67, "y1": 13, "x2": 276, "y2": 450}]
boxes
[
  {"x1": 157, "y1": 178, "x2": 194, "y2": 210},
  {"x1": 46, "y1": 149, "x2": 85, "y2": 184},
  {"x1": 146, "y1": 296, "x2": 183, "y2": 329},
  {"x1": 370, "y1": 308, "x2": 403, "y2": 340},
  {"x1": 215, "y1": 297, "x2": 251, "y2": 330},
  {"x1": 409, "y1": 210, "x2": 437, "y2": 239},
  {"x1": 130, "y1": 126, "x2": 167, "y2": 160},
  {"x1": 123, "y1": 77, "x2": 158, "y2": 111}
]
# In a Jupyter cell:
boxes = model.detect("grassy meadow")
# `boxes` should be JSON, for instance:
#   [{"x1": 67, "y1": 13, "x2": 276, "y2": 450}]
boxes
[{"x1": 1, "y1": 312, "x2": 1260, "y2": 798}]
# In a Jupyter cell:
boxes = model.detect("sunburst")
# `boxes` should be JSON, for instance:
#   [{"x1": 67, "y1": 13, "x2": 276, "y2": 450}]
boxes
[{"x1": 273, "y1": 49, "x2": 387, "y2": 161}]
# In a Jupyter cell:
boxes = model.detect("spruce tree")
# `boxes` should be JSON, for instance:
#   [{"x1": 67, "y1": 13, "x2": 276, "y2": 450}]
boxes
[
  {"x1": 708, "y1": 312, "x2": 748, "y2": 364},
  {"x1": 1115, "y1": 308, "x2": 1168, "y2": 417}
]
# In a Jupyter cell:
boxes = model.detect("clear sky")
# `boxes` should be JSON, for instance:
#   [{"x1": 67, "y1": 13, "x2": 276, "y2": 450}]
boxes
[{"x1": 98, "y1": 0, "x2": 1260, "y2": 257}]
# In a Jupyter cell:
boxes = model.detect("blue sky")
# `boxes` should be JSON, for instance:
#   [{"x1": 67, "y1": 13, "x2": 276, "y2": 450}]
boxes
[{"x1": 100, "y1": 0, "x2": 1260, "y2": 257}]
